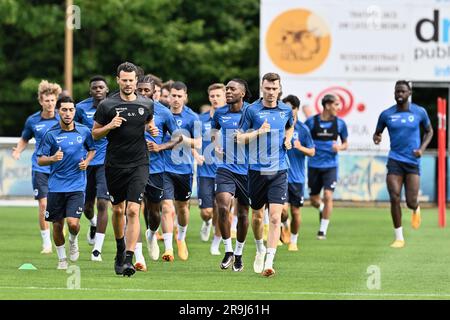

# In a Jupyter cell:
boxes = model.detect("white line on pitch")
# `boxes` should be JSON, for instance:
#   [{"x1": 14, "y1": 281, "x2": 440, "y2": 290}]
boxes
[{"x1": 0, "y1": 286, "x2": 449, "y2": 298}]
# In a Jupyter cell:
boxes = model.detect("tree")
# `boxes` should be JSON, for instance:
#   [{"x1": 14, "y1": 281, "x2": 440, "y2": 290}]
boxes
[{"x1": 0, "y1": 0, "x2": 260, "y2": 136}]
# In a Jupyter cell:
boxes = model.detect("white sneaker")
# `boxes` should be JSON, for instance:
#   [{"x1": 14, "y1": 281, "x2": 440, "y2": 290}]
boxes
[
  {"x1": 200, "y1": 221, "x2": 212, "y2": 242},
  {"x1": 41, "y1": 246, "x2": 52, "y2": 254},
  {"x1": 210, "y1": 245, "x2": 221, "y2": 256},
  {"x1": 91, "y1": 250, "x2": 102, "y2": 262},
  {"x1": 57, "y1": 259, "x2": 68, "y2": 270},
  {"x1": 253, "y1": 250, "x2": 266, "y2": 273},
  {"x1": 69, "y1": 239, "x2": 79, "y2": 262},
  {"x1": 146, "y1": 230, "x2": 160, "y2": 261}
]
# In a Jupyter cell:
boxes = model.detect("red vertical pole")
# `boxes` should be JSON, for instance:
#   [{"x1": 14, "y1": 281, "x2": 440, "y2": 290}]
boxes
[{"x1": 437, "y1": 97, "x2": 447, "y2": 227}]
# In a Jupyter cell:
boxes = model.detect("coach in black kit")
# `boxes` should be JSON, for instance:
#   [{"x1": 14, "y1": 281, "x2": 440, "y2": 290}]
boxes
[{"x1": 92, "y1": 62, "x2": 157, "y2": 277}]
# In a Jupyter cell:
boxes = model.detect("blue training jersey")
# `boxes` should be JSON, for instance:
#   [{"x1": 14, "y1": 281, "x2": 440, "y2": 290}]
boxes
[
  {"x1": 163, "y1": 106, "x2": 200, "y2": 175},
  {"x1": 197, "y1": 111, "x2": 218, "y2": 178},
  {"x1": 21, "y1": 111, "x2": 60, "y2": 174},
  {"x1": 146, "y1": 101, "x2": 179, "y2": 174},
  {"x1": 239, "y1": 99, "x2": 293, "y2": 172},
  {"x1": 211, "y1": 103, "x2": 249, "y2": 175},
  {"x1": 287, "y1": 121, "x2": 315, "y2": 184},
  {"x1": 305, "y1": 115, "x2": 348, "y2": 169},
  {"x1": 75, "y1": 97, "x2": 108, "y2": 166},
  {"x1": 37, "y1": 122, "x2": 96, "y2": 192},
  {"x1": 375, "y1": 103, "x2": 431, "y2": 166}
]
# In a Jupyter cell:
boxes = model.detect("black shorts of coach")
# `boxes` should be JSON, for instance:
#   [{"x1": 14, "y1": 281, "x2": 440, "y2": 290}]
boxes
[
  {"x1": 105, "y1": 165, "x2": 149, "y2": 205},
  {"x1": 248, "y1": 169, "x2": 288, "y2": 210},
  {"x1": 45, "y1": 191, "x2": 85, "y2": 222},
  {"x1": 145, "y1": 172, "x2": 165, "y2": 203},
  {"x1": 85, "y1": 165, "x2": 109, "y2": 202},
  {"x1": 307, "y1": 167, "x2": 337, "y2": 196},
  {"x1": 32, "y1": 171, "x2": 49, "y2": 200},
  {"x1": 162, "y1": 172, "x2": 193, "y2": 201},
  {"x1": 386, "y1": 158, "x2": 420, "y2": 177},
  {"x1": 215, "y1": 168, "x2": 250, "y2": 206}
]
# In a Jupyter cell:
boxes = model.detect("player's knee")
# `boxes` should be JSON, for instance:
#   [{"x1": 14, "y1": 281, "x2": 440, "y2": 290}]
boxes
[
  {"x1": 389, "y1": 191, "x2": 401, "y2": 203},
  {"x1": 269, "y1": 214, "x2": 281, "y2": 227},
  {"x1": 96, "y1": 199, "x2": 108, "y2": 213},
  {"x1": 67, "y1": 220, "x2": 79, "y2": 232},
  {"x1": 112, "y1": 206, "x2": 124, "y2": 216},
  {"x1": 406, "y1": 198, "x2": 418, "y2": 210},
  {"x1": 126, "y1": 207, "x2": 139, "y2": 219}
]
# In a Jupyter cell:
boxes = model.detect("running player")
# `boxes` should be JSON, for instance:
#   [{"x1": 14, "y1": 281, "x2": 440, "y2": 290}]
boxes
[
  {"x1": 134, "y1": 75, "x2": 180, "y2": 270},
  {"x1": 213, "y1": 79, "x2": 251, "y2": 271},
  {"x1": 92, "y1": 62, "x2": 157, "y2": 277},
  {"x1": 12, "y1": 80, "x2": 61, "y2": 254},
  {"x1": 74, "y1": 76, "x2": 110, "y2": 261},
  {"x1": 160, "y1": 80, "x2": 174, "y2": 107},
  {"x1": 37, "y1": 96, "x2": 96, "y2": 269},
  {"x1": 281, "y1": 95, "x2": 315, "y2": 251},
  {"x1": 236, "y1": 72, "x2": 294, "y2": 277},
  {"x1": 305, "y1": 94, "x2": 348, "y2": 240},
  {"x1": 160, "y1": 81, "x2": 201, "y2": 262},
  {"x1": 196, "y1": 83, "x2": 226, "y2": 254},
  {"x1": 373, "y1": 80, "x2": 433, "y2": 248}
]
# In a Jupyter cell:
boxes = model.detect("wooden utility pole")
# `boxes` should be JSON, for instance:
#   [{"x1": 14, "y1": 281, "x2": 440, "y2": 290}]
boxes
[{"x1": 64, "y1": 0, "x2": 73, "y2": 96}]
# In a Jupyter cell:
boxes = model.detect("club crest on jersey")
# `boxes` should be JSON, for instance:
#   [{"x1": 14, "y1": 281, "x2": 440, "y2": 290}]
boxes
[
  {"x1": 408, "y1": 115, "x2": 414, "y2": 122},
  {"x1": 177, "y1": 119, "x2": 183, "y2": 126},
  {"x1": 280, "y1": 111, "x2": 286, "y2": 119},
  {"x1": 76, "y1": 136, "x2": 82, "y2": 143},
  {"x1": 138, "y1": 107, "x2": 144, "y2": 116}
]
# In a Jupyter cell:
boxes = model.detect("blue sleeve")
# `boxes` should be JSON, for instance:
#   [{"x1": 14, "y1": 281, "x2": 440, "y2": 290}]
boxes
[
  {"x1": 164, "y1": 111, "x2": 179, "y2": 135},
  {"x1": 83, "y1": 128, "x2": 96, "y2": 151},
  {"x1": 420, "y1": 107, "x2": 431, "y2": 129},
  {"x1": 36, "y1": 132, "x2": 53, "y2": 157},
  {"x1": 338, "y1": 119, "x2": 348, "y2": 141},
  {"x1": 304, "y1": 117, "x2": 314, "y2": 132},
  {"x1": 301, "y1": 126, "x2": 315, "y2": 148},
  {"x1": 375, "y1": 111, "x2": 387, "y2": 133},
  {"x1": 189, "y1": 113, "x2": 201, "y2": 138},
  {"x1": 212, "y1": 111, "x2": 220, "y2": 130},
  {"x1": 285, "y1": 109, "x2": 294, "y2": 129},
  {"x1": 21, "y1": 117, "x2": 34, "y2": 141},
  {"x1": 238, "y1": 107, "x2": 253, "y2": 132},
  {"x1": 74, "y1": 107, "x2": 83, "y2": 123}
]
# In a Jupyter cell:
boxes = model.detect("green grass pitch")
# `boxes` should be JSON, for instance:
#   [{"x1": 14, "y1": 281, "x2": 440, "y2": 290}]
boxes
[{"x1": 0, "y1": 206, "x2": 449, "y2": 300}]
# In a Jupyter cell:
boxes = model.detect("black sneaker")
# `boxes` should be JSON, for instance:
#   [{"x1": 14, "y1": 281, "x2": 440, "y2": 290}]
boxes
[
  {"x1": 87, "y1": 225, "x2": 97, "y2": 245},
  {"x1": 114, "y1": 252, "x2": 125, "y2": 275},
  {"x1": 122, "y1": 262, "x2": 136, "y2": 277},
  {"x1": 220, "y1": 252, "x2": 234, "y2": 269},
  {"x1": 317, "y1": 231, "x2": 326, "y2": 240},
  {"x1": 232, "y1": 255, "x2": 244, "y2": 272}
]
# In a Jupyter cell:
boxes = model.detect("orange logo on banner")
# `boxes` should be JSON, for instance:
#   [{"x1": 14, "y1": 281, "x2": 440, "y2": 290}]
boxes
[{"x1": 266, "y1": 9, "x2": 331, "y2": 74}]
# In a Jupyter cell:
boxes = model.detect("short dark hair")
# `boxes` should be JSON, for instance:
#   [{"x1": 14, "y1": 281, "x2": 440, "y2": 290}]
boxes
[
  {"x1": 162, "y1": 80, "x2": 174, "y2": 92},
  {"x1": 146, "y1": 74, "x2": 163, "y2": 88},
  {"x1": 230, "y1": 78, "x2": 252, "y2": 102},
  {"x1": 116, "y1": 62, "x2": 138, "y2": 76},
  {"x1": 89, "y1": 75, "x2": 108, "y2": 86},
  {"x1": 171, "y1": 81, "x2": 187, "y2": 92},
  {"x1": 56, "y1": 96, "x2": 74, "y2": 109},
  {"x1": 321, "y1": 94, "x2": 338, "y2": 108},
  {"x1": 137, "y1": 74, "x2": 156, "y2": 89},
  {"x1": 262, "y1": 72, "x2": 281, "y2": 83},
  {"x1": 282, "y1": 95, "x2": 301, "y2": 109},
  {"x1": 395, "y1": 80, "x2": 411, "y2": 90}
]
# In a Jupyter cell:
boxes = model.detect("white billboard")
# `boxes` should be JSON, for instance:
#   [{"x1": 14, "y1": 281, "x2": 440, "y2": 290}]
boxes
[
  {"x1": 261, "y1": 0, "x2": 447, "y2": 151},
  {"x1": 261, "y1": 0, "x2": 450, "y2": 81}
]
